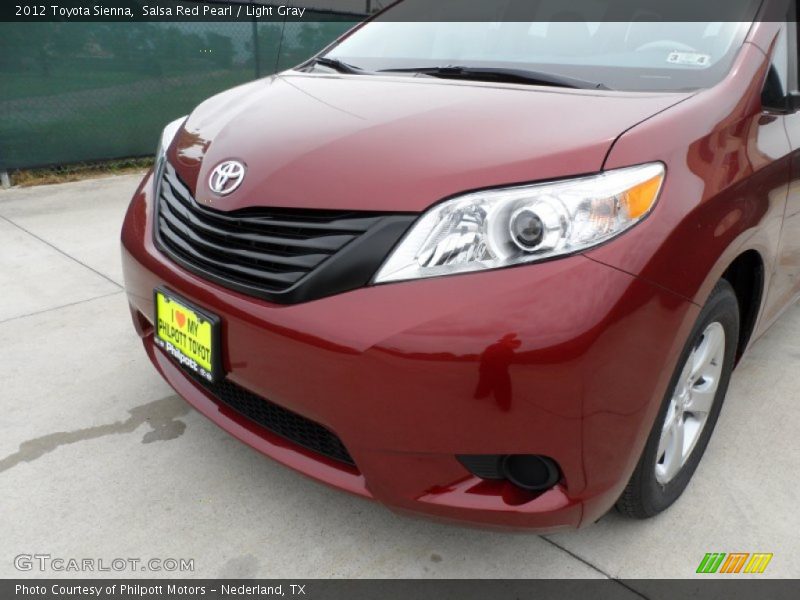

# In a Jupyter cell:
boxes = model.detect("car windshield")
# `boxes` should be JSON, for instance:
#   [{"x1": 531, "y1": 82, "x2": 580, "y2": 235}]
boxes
[{"x1": 322, "y1": 0, "x2": 760, "y2": 92}]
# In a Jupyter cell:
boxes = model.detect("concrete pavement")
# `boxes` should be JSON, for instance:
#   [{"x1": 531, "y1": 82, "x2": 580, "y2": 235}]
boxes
[{"x1": 0, "y1": 174, "x2": 798, "y2": 581}]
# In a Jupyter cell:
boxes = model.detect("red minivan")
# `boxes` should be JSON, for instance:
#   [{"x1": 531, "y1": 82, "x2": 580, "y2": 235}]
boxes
[{"x1": 121, "y1": 1, "x2": 800, "y2": 529}]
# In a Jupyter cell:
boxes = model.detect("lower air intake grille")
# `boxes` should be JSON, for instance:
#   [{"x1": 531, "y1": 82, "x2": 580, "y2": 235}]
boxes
[{"x1": 194, "y1": 374, "x2": 355, "y2": 467}]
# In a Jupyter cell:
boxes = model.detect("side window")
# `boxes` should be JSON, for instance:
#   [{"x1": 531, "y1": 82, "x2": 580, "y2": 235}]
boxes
[
  {"x1": 761, "y1": 23, "x2": 789, "y2": 108},
  {"x1": 763, "y1": 14, "x2": 799, "y2": 110},
  {"x1": 791, "y1": 4, "x2": 800, "y2": 92},
  {"x1": 774, "y1": 24, "x2": 790, "y2": 94}
]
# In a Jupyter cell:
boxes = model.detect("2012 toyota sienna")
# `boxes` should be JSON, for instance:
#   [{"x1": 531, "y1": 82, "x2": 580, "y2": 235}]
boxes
[{"x1": 121, "y1": 1, "x2": 800, "y2": 529}]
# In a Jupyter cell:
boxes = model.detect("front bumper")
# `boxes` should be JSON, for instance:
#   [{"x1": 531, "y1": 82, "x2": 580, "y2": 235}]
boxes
[{"x1": 122, "y1": 171, "x2": 700, "y2": 530}]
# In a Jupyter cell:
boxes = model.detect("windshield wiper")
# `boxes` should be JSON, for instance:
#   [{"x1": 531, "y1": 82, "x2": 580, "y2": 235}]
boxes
[
  {"x1": 379, "y1": 65, "x2": 610, "y2": 90},
  {"x1": 308, "y1": 57, "x2": 366, "y2": 75}
]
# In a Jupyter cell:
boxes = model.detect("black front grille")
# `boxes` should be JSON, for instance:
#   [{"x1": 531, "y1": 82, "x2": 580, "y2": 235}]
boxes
[
  {"x1": 194, "y1": 374, "x2": 355, "y2": 467},
  {"x1": 155, "y1": 162, "x2": 415, "y2": 304}
]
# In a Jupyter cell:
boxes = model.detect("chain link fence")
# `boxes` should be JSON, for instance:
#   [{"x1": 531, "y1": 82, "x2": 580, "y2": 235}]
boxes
[{"x1": 0, "y1": 6, "x2": 364, "y2": 172}]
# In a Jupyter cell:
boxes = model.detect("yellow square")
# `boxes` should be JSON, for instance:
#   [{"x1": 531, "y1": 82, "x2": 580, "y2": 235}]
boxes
[{"x1": 155, "y1": 291, "x2": 215, "y2": 376}]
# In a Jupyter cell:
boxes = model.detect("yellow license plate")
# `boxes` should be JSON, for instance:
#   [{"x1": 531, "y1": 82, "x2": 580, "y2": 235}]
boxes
[{"x1": 154, "y1": 288, "x2": 221, "y2": 382}]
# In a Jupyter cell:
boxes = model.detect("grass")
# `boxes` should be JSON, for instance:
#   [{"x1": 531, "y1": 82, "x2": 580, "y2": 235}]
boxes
[{"x1": 8, "y1": 157, "x2": 154, "y2": 187}]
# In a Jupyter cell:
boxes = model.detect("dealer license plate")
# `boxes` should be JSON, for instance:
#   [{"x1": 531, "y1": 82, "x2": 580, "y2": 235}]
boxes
[{"x1": 154, "y1": 288, "x2": 221, "y2": 383}]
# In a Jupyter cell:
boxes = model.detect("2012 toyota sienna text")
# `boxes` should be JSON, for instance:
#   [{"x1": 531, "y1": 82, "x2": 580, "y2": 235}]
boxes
[{"x1": 121, "y1": 1, "x2": 800, "y2": 530}]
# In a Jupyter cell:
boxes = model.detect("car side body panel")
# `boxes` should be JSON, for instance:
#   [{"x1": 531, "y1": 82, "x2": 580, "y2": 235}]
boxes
[{"x1": 588, "y1": 29, "x2": 794, "y2": 351}]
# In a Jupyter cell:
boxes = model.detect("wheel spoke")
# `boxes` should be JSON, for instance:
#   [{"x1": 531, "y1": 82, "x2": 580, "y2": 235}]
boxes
[
  {"x1": 687, "y1": 383, "x2": 716, "y2": 415},
  {"x1": 657, "y1": 419, "x2": 674, "y2": 459},
  {"x1": 664, "y1": 417, "x2": 685, "y2": 481},
  {"x1": 690, "y1": 338, "x2": 710, "y2": 379},
  {"x1": 691, "y1": 324, "x2": 725, "y2": 379},
  {"x1": 706, "y1": 325, "x2": 725, "y2": 360}
]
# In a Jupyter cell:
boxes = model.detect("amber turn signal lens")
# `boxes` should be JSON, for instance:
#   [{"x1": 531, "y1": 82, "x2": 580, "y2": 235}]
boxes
[{"x1": 622, "y1": 174, "x2": 664, "y2": 219}]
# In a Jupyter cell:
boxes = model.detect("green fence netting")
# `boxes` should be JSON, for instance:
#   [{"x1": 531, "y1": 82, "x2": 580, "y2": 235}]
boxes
[{"x1": 0, "y1": 14, "x2": 360, "y2": 170}]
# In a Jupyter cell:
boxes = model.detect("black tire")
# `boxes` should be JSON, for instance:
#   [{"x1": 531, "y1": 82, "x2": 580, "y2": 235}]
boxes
[{"x1": 616, "y1": 280, "x2": 739, "y2": 518}]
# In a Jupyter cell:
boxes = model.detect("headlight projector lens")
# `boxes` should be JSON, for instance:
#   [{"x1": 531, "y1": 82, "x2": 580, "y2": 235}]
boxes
[
  {"x1": 508, "y1": 201, "x2": 566, "y2": 253},
  {"x1": 509, "y1": 208, "x2": 545, "y2": 251}
]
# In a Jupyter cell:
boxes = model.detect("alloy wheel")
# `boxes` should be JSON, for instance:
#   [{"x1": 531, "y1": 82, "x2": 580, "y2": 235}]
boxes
[{"x1": 655, "y1": 322, "x2": 726, "y2": 485}]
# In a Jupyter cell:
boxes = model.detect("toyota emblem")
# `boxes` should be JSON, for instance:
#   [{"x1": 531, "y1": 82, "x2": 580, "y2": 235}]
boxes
[{"x1": 209, "y1": 161, "x2": 246, "y2": 196}]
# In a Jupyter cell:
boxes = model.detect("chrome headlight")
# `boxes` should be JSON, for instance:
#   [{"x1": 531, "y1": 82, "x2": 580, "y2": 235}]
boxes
[{"x1": 373, "y1": 163, "x2": 665, "y2": 284}]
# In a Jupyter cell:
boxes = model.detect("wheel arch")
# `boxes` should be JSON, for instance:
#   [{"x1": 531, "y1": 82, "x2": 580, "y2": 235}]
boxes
[{"x1": 719, "y1": 249, "x2": 766, "y2": 362}]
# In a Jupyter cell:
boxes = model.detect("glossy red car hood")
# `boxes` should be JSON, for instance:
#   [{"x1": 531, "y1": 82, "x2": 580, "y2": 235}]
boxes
[{"x1": 171, "y1": 73, "x2": 691, "y2": 212}]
